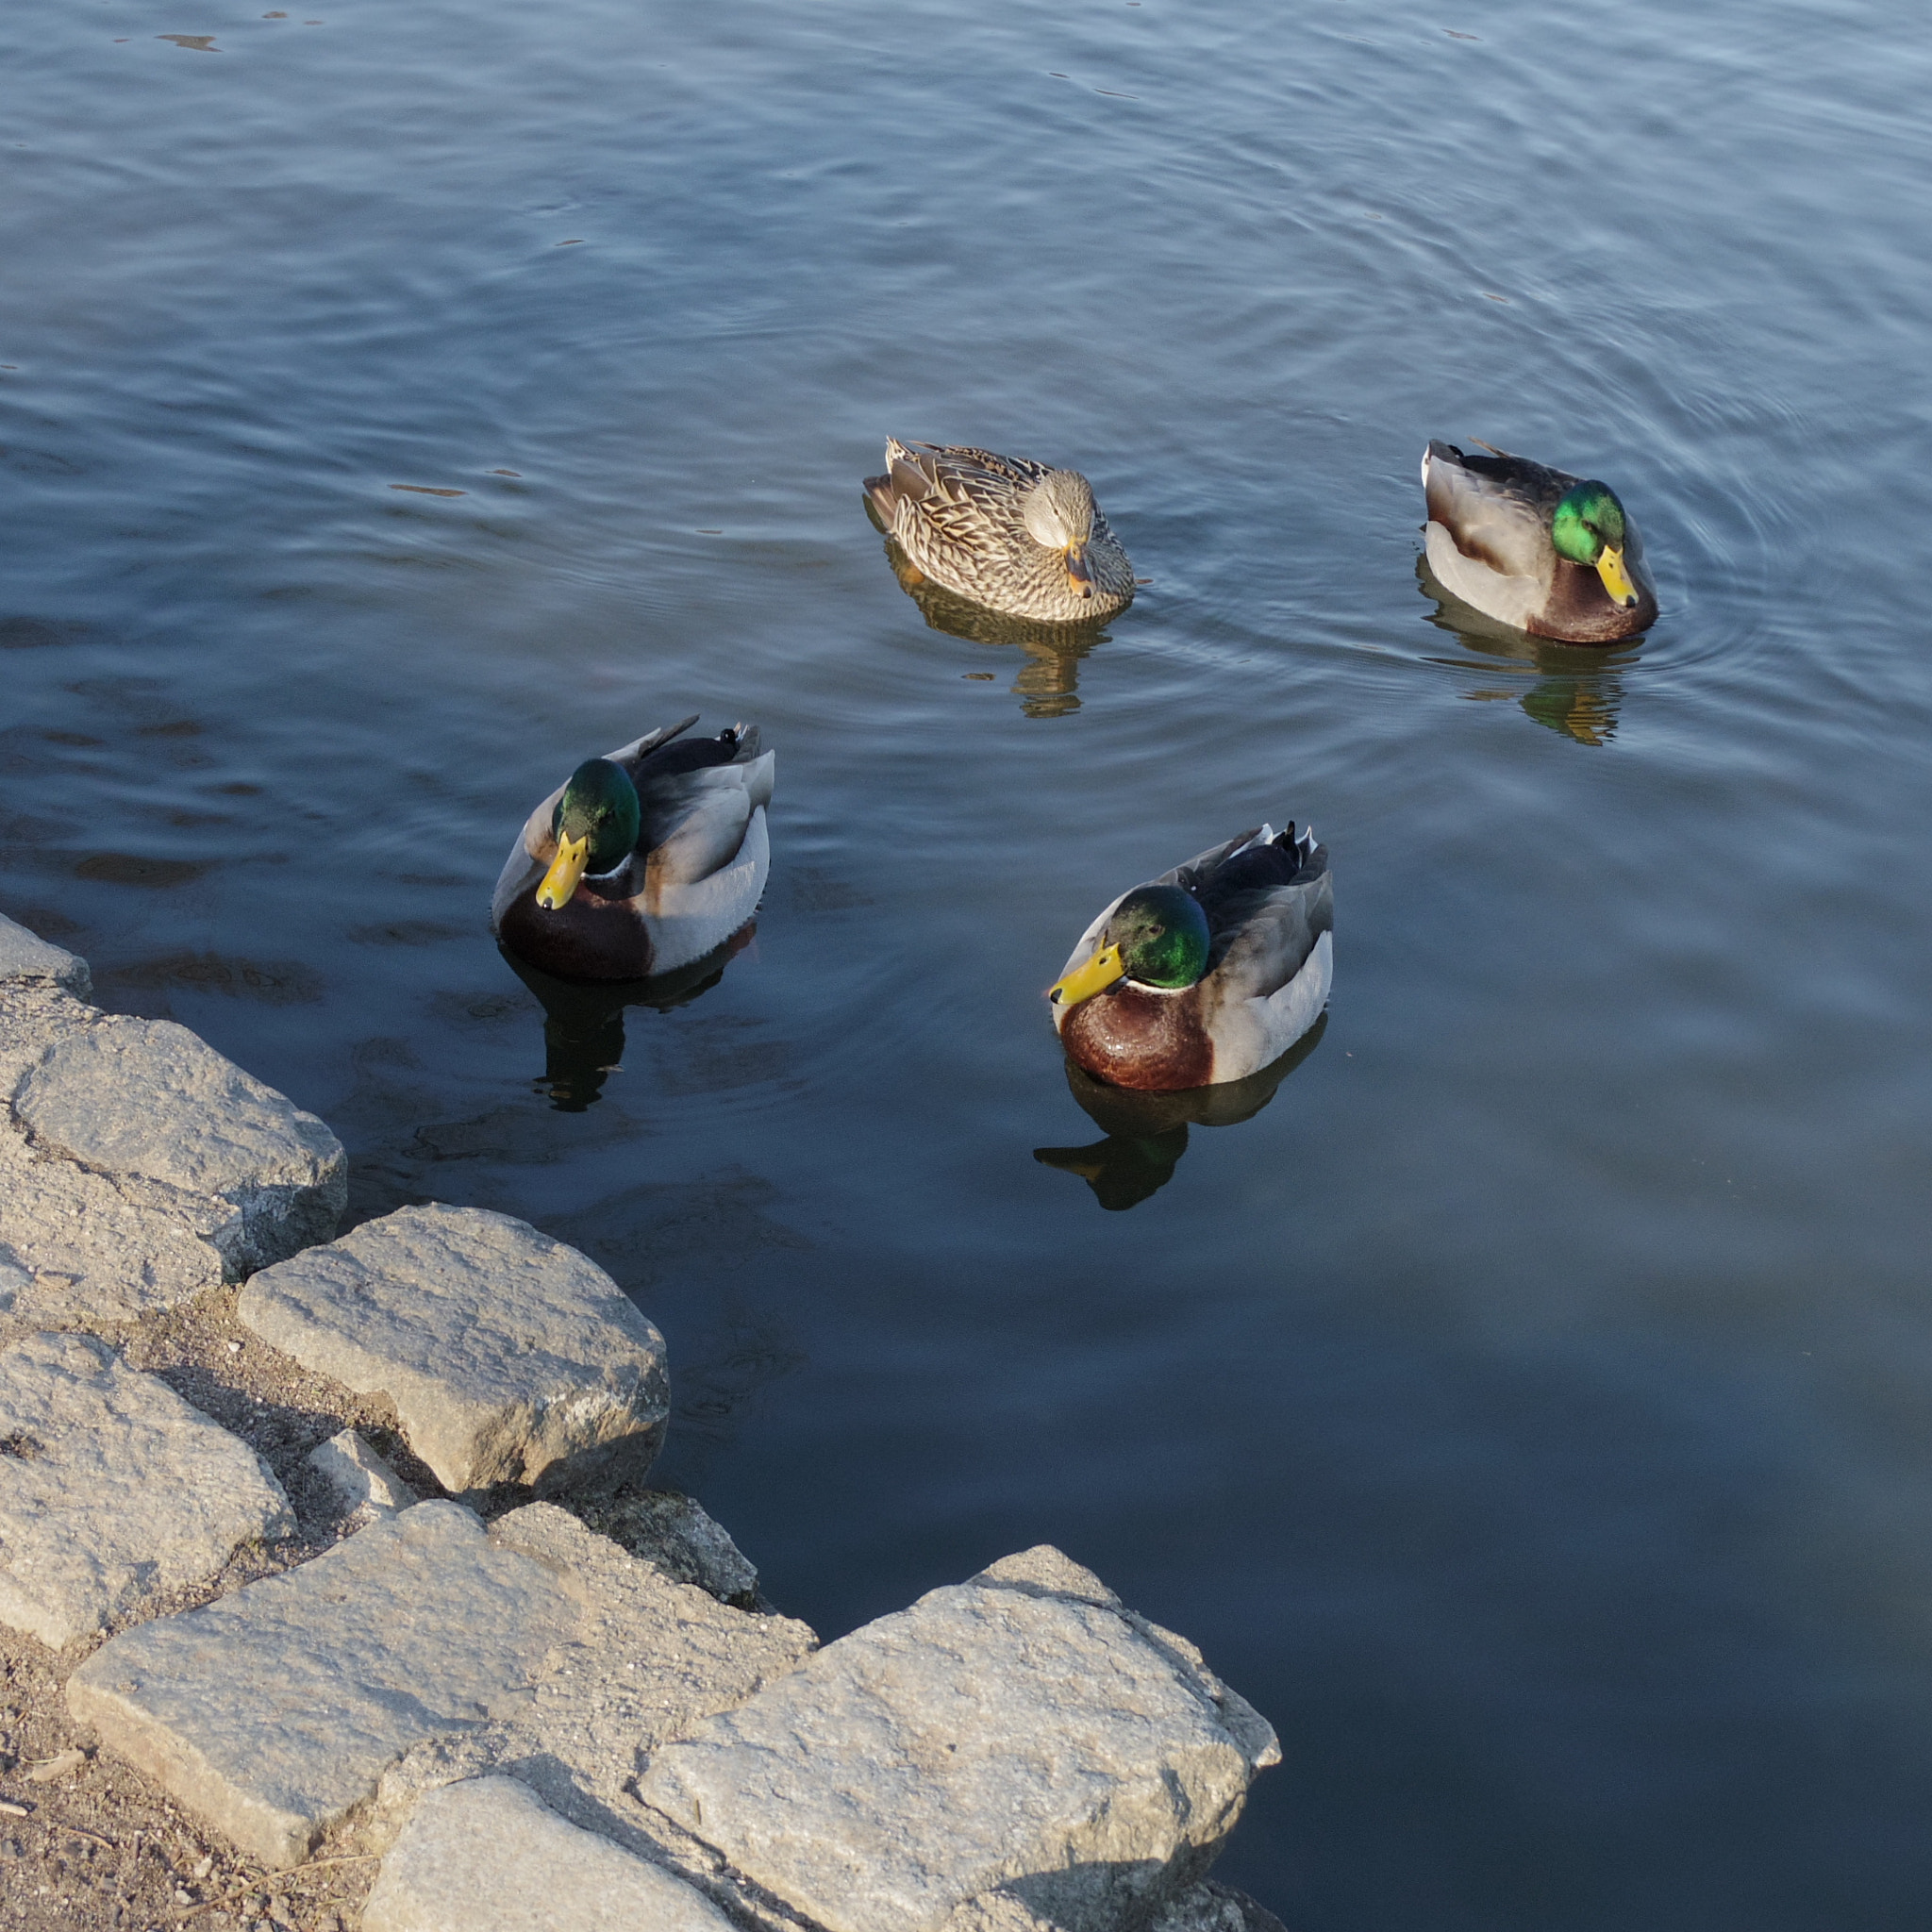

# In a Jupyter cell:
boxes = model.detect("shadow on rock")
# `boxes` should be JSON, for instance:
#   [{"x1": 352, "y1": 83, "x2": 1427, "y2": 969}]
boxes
[
  {"x1": 1035, "y1": 1014, "x2": 1327, "y2": 1210},
  {"x1": 873, "y1": 525, "x2": 1115, "y2": 720},
  {"x1": 500, "y1": 930, "x2": 751, "y2": 1112},
  {"x1": 1416, "y1": 554, "x2": 1641, "y2": 747}
]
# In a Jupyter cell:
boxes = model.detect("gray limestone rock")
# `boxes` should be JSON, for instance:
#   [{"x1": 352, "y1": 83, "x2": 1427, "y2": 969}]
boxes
[
  {"x1": 0, "y1": 1331, "x2": 292, "y2": 1647},
  {"x1": 634, "y1": 1544, "x2": 1281, "y2": 1932},
  {"x1": 0, "y1": 1243, "x2": 28, "y2": 1313},
  {"x1": 362, "y1": 1776, "x2": 737, "y2": 1932},
  {"x1": 307, "y1": 1427, "x2": 416, "y2": 1521},
  {"x1": 0, "y1": 979, "x2": 100, "y2": 1100},
  {"x1": 66, "y1": 1501, "x2": 580, "y2": 1868},
  {"x1": 0, "y1": 985, "x2": 293, "y2": 1320},
  {"x1": 575, "y1": 1489, "x2": 760, "y2": 1607},
  {"x1": 67, "y1": 1499, "x2": 816, "y2": 1872},
  {"x1": 0, "y1": 914, "x2": 90, "y2": 996},
  {"x1": 1148, "y1": 1882, "x2": 1291, "y2": 1932},
  {"x1": 367, "y1": 1505, "x2": 816, "y2": 1857},
  {"x1": 0, "y1": 1122, "x2": 226, "y2": 1323},
  {"x1": 238, "y1": 1205, "x2": 670, "y2": 1497},
  {"x1": 472, "y1": 1504, "x2": 814, "y2": 1840},
  {"x1": 14, "y1": 1015, "x2": 346, "y2": 1275}
]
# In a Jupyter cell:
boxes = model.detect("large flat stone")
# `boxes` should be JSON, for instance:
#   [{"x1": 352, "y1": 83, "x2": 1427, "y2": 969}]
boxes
[
  {"x1": 67, "y1": 1498, "x2": 816, "y2": 1872},
  {"x1": 945, "y1": 1881, "x2": 1288, "y2": 1932},
  {"x1": 575, "y1": 1488, "x2": 760, "y2": 1607},
  {"x1": 67, "y1": 1502, "x2": 580, "y2": 1868},
  {"x1": 1149, "y1": 1882, "x2": 1291, "y2": 1932},
  {"x1": 0, "y1": 980, "x2": 99, "y2": 1099},
  {"x1": 238, "y1": 1206, "x2": 670, "y2": 1496},
  {"x1": 467, "y1": 1504, "x2": 814, "y2": 1840},
  {"x1": 0, "y1": 913, "x2": 90, "y2": 995},
  {"x1": 0, "y1": 1331, "x2": 291, "y2": 1647},
  {"x1": 0, "y1": 986, "x2": 291, "y2": 1320},
  {"x1": 0, "y1": 1123, "x2": 226, "y2": 1322},
  {"x1": 362, "y1": 1775, "x2": 735, "y2": 1932},
  {"x1": 13, "y1": 1014, "x2": 346, "y2": 1275},
  {"x1": 634, "y1": 1545, "x2": 1281, "y2": 1932}
]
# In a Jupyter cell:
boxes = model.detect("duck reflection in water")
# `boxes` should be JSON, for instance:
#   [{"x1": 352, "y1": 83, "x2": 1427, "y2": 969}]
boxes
[
  {"x1": 870, "y1": 523, "x2": 1114, "y2": 720},
  {"x1": 1035, "y1": 1014, "x2": 1326, "y2": 1211},
  {"x1": 500, "y1": 929, "x2": 751, "y2": 1113},
  {"x1": 1418, "y1": 556, "x2": 1639, "y2": 748}
]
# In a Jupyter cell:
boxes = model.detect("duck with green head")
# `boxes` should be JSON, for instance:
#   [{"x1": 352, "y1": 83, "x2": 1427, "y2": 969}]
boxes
[
  {"x1": 1421, "y1": 440, "x2": 1657, "y2": 643},
  {"x1": 1048, "y1": 822, "x2": 1332, "y2": 1091},
  {"x1": 492, "y1": 715, "x2": 774, "y2": 982}
]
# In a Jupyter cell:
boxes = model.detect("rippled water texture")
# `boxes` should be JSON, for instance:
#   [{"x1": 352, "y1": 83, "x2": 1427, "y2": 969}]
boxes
[{"x1": 6, "y1": 2, "x2": 1932, "y2": 1923}]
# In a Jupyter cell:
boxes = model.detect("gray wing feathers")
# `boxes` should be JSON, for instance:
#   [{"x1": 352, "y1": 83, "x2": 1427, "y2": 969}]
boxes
[
  {"x1": 639, "y1": 752, "x2": 774, "y2": 899},
  {"x1": 1215, "y1": 869, "x2": 1332, "y2": 1004},
  {"x1": 1424, "y1": 460, "x2": 1551, "y2": 579}
]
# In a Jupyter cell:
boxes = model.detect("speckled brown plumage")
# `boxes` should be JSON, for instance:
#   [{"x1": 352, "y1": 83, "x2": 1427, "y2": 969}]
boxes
[{"x1": 863, "y1": 440, "x2": 1135, "y2": 625}]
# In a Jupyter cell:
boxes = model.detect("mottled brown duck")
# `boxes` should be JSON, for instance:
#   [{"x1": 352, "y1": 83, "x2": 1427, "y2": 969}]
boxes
[{"x1": 864, "y1": 440, "x2": 1135, "y2": 624}]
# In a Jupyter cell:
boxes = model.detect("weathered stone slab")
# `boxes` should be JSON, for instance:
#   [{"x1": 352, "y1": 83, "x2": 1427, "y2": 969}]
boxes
[
  {"x1": 307, "y1": 1427, "x2": 416, "y2": 1521},
  {"x1": 1149, "y1": 1882, "x2": 1291, "y2": 1932},
  {"x1": 0, "y1": 1331, "x2": 291, "y2": 1647},
  {"x1": 362, "y1": 1775, "x2": 735, "y2": 1932},
  {"x1": 577, "y1": 1489, "x2": 760, "y2": 1607},
  {"x1": 0, "y1": 913, "x2": 90, "y2": 995},
  {"x1": 67, "y1": 1498, "x2": 813, "y2": 1873},
  {"x1": 0, "y1": 979, "x2": 99, "y2": 1099},
  {"x1": 474, "y1": 1504, "x2": 814, "y2": 1836},
  {"x1": 946, "y1": 1881, "x2": 1287, "y2": 1932},
  {"x1": 238, "y1": 1205, "x2": 670, "y2": 1496},
  {"x1": 0, "y1": 1122, "x2": 226, "y2": 1322},
  {"x1": 634, "y1": 1544, "x2": 1281, "y2": 1932},
  {"x1": 367, "y1": 1503, "x2": 816, "y2": 1859},
  {"x1": 67, "y1": 1502, "x2": 580, "y2": 1869},
  {"x1": 0, "y1": 1242, "x2": 30, "y2": 1312},
  {"x1": 14, "y1": 1015, "x2": 346, "y2": 1275}
]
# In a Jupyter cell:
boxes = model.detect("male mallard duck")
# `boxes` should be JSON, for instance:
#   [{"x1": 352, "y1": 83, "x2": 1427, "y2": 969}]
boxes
[
  {"x1": 863, "y1": 440, "x2": 1135, "y2": 624},
  {"x1": 492, "y1": 717, "x2": 774, "y2": 982},
  {"x1": 1048, "y1": 824, "x2": 1332, "y2": 1091},
  {"x1": 1421, "y1": 440, "x2": 1657, "y2": 643}
]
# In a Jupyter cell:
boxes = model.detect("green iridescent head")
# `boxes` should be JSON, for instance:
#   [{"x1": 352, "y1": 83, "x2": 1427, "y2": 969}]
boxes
[
  {"x1": 1550, "y1": 481, "x2": 1625, "y2": 564},
  {"x1": 1051, "y1": 883, "x2": 1210, "y2": 1010},
  {"x1": 1110, "y1": 885, "x2": 1210, "y2": 986},
  {"x1": 1551, "y1": 481, "x2": 1641, "y2": 607},
  {"x1": 536, "y1": 758, "x2": 640, "y2": 909}
]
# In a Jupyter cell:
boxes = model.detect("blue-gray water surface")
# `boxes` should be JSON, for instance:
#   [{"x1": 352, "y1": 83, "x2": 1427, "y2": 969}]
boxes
[{"x1": 6, "y1": 1, "x2": 1932, "y2": 1923}]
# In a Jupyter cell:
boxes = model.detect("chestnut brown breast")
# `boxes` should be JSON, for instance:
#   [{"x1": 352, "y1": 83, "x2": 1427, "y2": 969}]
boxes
[
  {"x1": 496, "y1": 874, "x2": 653, "y2": 982},
  {"x1": 1528, "y1": 556, "x2": 1658, "y2": 643},
  {"x1": 1060, "y1": 984, "x2": 1214, "y2": 1091}
]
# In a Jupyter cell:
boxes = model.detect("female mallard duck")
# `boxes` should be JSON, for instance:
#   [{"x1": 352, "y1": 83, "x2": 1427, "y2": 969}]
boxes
[
  {"x1": 492, "y1": 716, "x2": 774, "y2": 982},
  {"x1": 1421, "y1": 440, "x2": 1657, "y2": 643},
  {"x1": 863, "y1": 440, "x2": 1135, "y2": 624},
  {"x1": 1048, "y1": 823, "x2": 1332, "y2": 1091}
]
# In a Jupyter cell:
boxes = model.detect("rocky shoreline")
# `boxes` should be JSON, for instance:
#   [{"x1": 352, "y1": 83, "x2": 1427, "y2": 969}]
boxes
[{"x1": 0, "y1": 909, "x2": 1285, "y2": 1932}]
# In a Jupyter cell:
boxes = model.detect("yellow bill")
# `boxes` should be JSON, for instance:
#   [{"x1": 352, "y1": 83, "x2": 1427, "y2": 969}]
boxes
[
  {"x1": 1594, "y1": 543, "x2": 1638, "y2": 608},
  {"x1": 1065, "y1": 541, "x2": 1094, "y2": 598},
  {"x1": 1049, "y1": 942, "x2": 1124, "y2": 1009},
  {"x1": 535, "y1": 832, "x2": 591, "y2": 909}
]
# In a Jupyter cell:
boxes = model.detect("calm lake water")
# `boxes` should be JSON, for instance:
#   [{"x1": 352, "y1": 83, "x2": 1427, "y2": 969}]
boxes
[{"x1": 6, "y1": 0, "x2": 1932, "y2": 1922}]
